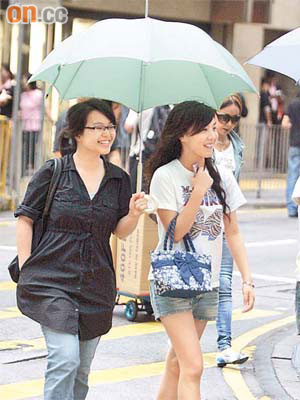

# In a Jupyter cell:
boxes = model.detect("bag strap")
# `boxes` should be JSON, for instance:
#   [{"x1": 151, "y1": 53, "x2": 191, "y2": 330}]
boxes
[
  {"x1": 163, "y1": 214, "x2": 196, "y2": 253},
  {"x1": 38, "y1": 158, "x2": 63, "y2": 241},
  {"x1": 43, "y1": 158, "x2": 63, "y2": 218}
]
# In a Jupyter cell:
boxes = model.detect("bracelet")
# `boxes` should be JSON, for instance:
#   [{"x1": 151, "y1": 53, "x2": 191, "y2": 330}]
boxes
[{"x1": 242, "y1": 281, "x2": 255, "y2": 288}]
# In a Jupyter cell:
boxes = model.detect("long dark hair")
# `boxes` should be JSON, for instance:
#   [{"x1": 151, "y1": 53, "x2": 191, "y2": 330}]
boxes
[
  {"x1": 59, "y1": 98, "x2": 115, "y2": 156},
  {"x1": 146, "y1": 101, "x2": 229, "y2": 214}
]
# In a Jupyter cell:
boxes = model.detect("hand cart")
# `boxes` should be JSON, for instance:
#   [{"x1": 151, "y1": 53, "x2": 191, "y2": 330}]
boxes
[{"x1": 115, "y1": 290, "x2": 153, "y2": 321}]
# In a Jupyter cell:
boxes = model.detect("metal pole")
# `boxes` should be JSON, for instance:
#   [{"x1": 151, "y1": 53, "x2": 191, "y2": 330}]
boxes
[
  {"x1": 9, "y1": 23, "x2": 24, "y2": 206},
  {"x1": 257, "y1": 125, "x2": 267, "y2": 199},
  {"x1": 246, "y1": 0, "x2": 254, "y2": 23},
  {"x1": 145, "y1": 0, "x2": 149, "y2": 18}
]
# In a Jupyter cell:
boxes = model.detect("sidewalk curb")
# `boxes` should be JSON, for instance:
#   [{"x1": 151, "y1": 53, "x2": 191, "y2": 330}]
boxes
[{"x1": 272, "y1": 334, "x2": 300, "y2": 400}]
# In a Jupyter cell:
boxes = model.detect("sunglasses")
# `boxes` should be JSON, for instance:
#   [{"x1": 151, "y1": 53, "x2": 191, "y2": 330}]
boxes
[{"x1": 216, "y1": 113, "x2": 241, "y2": 124}]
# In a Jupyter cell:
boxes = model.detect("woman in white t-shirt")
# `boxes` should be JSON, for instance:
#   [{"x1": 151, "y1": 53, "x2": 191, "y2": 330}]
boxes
[
  {"x1": 214, "y1": 94, "x2": 249, "y2": 367},
  {"x1": 146, "y1": 101, "x2": 255, "y2": 400}
]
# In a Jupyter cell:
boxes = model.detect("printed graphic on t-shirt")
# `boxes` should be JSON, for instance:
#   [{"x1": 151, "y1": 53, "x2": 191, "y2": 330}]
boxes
[
  {"x1": 181, "y1": 186, "x2": 223, "y2": 241},
  {"x1": 216, "y1": 155, "x2": 235, "y2": 172}
]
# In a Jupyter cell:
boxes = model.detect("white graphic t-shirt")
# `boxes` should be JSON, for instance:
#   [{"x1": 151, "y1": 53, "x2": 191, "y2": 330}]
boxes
[
  {"x1": 214, "y1": 142, "x2": 236, "y2": 174},
  {"x1": 149, "y1": 159, "x2": 246, "y2": 287}
]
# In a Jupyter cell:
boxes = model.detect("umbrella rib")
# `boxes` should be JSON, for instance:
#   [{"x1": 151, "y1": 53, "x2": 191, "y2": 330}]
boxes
[
  {"x1": 61, "y1": 60, "x2": 85, "y2": 100},
  {"x1": 197, "y1": 64, "x2": 218, "y2": 109},
  {"x1": 44, "y1": 65, "x2": 62, "y2": 99}
]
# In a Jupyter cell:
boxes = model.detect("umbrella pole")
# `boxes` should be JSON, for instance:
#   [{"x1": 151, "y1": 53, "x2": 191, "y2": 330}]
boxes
[
  {"x1": 136, "y1": 53, "x2": 147, "y2": 193},
  {"x1": 136, "y1": 0, "x2": 149, "y2": 193},
  {"x1": 136, "y1": 113, "x2": 144, "y2": 194}
]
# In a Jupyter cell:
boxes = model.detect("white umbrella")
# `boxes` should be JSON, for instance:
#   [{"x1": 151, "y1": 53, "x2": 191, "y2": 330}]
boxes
[{"x1": 247, "y1": 27, "x2": 300, "y2": 83}]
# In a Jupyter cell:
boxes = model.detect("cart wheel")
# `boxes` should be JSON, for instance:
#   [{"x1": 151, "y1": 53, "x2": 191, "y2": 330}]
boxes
[
  {"x1": 145, "y1": 302, "x2": 153, "y2": 316},
  {"x1": 125, "y1": 300, "x2": 138, "y2": 321}
]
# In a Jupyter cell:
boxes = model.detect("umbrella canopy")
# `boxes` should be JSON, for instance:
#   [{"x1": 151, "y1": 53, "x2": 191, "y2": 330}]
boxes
[
  {"x1": 247, "y1": 27, "x2": 300, "y2": 83},
  {"x1": 30, "y1": 17, "x2": 257, "y2": 111}
]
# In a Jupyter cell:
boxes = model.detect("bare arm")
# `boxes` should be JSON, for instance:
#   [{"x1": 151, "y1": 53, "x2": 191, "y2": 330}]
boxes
[
  {"x1": 224, "y1": 211, "x2": 255, "y2": 312},
  {"x1": 114, "y1": 193, "x2": 147, "y2": 239},
  {"x1": 16, "y1": 216, "x2": 33, "y2": 269}
]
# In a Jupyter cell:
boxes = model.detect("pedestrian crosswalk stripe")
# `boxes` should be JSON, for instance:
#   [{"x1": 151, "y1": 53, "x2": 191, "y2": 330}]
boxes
[
  {"x1": 0, "y1": 352, "x2": 223, "y2": 400},
  {"x1": 0, "y1": 281, "x2": 16, "y2": 291},
  {"x1": 0, "y1": 361, "x2": 165, "y2": 400},
  {"x1": 0, "y1": 302, "x2": 280, "y2": 321},
  {"x1": 0, "y1": 315, "x2": 294, "y2": 400},
  {"x1": 0, "y1": 307, "x2": 22, "y2": 319},
  {"x1": 0, "y1": 308, "x2": 280, "y2": 352},
  {"x1": 223, "y1": 315, "x2": 295, "y2": 400}
]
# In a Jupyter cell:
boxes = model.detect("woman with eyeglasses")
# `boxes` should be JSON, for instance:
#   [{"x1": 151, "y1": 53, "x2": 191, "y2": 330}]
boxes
[
  {"x1": 214, "y1": 94, "x2": 250, "y2": 368},
  {"x1": 15, "y1": 98, "x2": 148, "y2": 400}
]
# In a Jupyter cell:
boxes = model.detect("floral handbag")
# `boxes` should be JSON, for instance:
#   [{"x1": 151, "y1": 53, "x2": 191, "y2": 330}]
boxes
[{"x1": 151, "y1": 215, "x2": 212, "y2": 298}]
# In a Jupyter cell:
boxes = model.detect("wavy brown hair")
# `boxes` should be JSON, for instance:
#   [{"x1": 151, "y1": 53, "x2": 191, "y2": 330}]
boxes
[{"x1": 145, "y1": 101, "x2": 229, "y2": 214}]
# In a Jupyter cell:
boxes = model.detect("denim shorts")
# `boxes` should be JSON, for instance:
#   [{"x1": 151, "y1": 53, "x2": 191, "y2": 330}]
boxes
[{"x1": 149, "y1": 281, "x2": 219, "y2": 321}]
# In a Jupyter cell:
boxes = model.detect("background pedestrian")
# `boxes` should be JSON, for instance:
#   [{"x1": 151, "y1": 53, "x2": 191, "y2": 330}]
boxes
[
  {"x1": 0, "y1": 64, "x2": 14, "y2": 119},
  {"x1": 214, "y1": 94, "x2": 249, "y2": 367},
  {"x1": 282, "y1": 91, "x2": 300, "y2": 218}
]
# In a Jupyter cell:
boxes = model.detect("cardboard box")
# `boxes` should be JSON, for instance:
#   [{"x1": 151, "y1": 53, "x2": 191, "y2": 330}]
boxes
[{"x1": 115, "y1": 214, "x2": 158, "y2": 297}]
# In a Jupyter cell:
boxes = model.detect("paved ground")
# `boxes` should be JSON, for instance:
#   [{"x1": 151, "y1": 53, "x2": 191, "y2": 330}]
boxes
[{"x1": 0, "y1": 206, "x2": 299, "y2": 399}]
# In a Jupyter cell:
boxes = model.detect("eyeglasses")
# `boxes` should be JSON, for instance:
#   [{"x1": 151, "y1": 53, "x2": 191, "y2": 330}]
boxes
[
  {"x1": 84, "y1": 124, "x2": 116, "y2": 134},
  {"x1": 216, "y1": 113, "x2": 241, "y2": 125}
]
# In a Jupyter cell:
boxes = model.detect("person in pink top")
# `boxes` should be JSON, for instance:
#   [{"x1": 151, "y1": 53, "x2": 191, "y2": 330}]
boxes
[{"x1": 20, "y1": 72, "x2": 43, "y2": 175}]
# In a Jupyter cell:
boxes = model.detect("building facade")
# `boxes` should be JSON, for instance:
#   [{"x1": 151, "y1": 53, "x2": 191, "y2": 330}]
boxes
[{"x1": 1, "y1": 0, "x2": 300, "y2": 122}]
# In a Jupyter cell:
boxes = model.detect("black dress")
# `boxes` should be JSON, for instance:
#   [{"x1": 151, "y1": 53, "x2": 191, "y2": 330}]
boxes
[{"x1": 15, "y1": 154, "x2": 132, "y2": 340}]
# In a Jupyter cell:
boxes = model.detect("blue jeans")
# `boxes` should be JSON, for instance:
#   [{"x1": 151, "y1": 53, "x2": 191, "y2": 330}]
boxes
[
  {"x1": 216, "y1": 237, "x2": 233, "y2": 351},
  {"x1": 286, "y1": 146, "x2": 300, "y2": 216},
  {"x1": 41, "y1": 325, "x2": 100, "y2": 400}
]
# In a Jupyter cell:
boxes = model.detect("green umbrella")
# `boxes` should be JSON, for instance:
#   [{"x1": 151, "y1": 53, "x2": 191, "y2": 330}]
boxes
[{"x1": 30, "y1": 17, "x2": 257, "y2": 112}]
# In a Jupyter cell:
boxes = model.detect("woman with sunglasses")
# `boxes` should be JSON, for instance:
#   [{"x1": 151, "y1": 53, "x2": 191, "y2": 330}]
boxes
[{"x1": 214, "y1": 94, "x2": 250, "y2": 368}]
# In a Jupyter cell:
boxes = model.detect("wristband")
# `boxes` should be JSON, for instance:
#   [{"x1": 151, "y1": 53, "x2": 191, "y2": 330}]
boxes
[{"x1": 242, "y1": 281, "x2": 255, "y2": 288}]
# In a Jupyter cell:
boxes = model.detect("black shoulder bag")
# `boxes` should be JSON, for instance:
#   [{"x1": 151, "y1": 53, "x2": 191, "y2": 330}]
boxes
[{"x1": 8, "y1": 157, "x2": 63, "y2": 283}]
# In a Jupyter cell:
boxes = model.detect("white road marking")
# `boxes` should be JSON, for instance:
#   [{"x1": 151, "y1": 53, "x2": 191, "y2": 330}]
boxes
[
  {"x1": 0, "y1": 238, "x2": 298, "y2": 285},
  {"x1": 245, "y1": 239, "x2": 297, "y2": 248},
  {"x1": 233, "y1": 271, "x2": 295, "y2": 284},
  {"x1": 0, "y1": 246, "x2": 17, "y2": 251},
  {"x1": 0, "y1": 239, "x2": 297, "y2": 253}
]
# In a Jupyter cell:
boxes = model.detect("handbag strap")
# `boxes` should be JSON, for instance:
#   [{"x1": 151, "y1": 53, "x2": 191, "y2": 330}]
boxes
[
  {"x1": 163, "y1": 214, "x2": 196, "y2": 253},
  {"x1": 41, "y1": 158, "x2": 63, "y2": 227}
]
